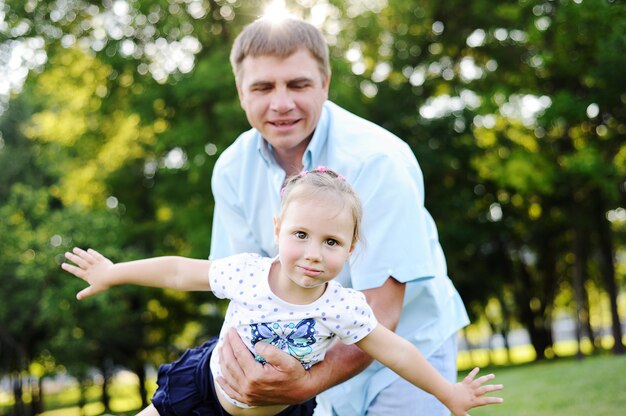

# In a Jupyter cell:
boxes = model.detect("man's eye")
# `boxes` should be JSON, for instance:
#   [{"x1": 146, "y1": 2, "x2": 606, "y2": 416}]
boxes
[
  {"x1": 290, "y1": 82, "x2": 310, "y2": 89},
  {"x1": 252, "y1": 85, "x2": 272, "y2": 92}
]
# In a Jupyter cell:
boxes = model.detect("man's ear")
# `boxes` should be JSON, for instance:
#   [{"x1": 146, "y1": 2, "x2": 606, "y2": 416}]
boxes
[
  {"x1": 236, "y1": 84, "x2": 246, "y2": 109},
  {"x1": 322, "y1": 72, "x2": 331, "y2": 100}
]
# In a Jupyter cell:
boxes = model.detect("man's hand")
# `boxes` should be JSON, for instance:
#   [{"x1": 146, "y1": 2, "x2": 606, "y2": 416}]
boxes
[
  {"x1": 216, "y1": 277, "x2": 405, "y2": 406},
  {"x1": 216, "y1": 328, "x2": 315, "y2": 406}
]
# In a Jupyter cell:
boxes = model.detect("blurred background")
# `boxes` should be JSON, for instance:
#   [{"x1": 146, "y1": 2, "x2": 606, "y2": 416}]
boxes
[{"x1": 1, "y1": 0, "x2": 625, "y2": 415}]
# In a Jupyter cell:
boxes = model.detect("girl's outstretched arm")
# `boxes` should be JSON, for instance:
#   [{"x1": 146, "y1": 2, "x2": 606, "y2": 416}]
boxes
[
  {"x1": 62, "y1": 247, "x2": 211, "y2": 300},
  {"x1": 356, "y1": 325, "x2": 503, "y2": 416}
]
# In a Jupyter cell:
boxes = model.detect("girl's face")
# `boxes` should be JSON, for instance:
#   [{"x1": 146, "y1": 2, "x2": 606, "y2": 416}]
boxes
[{"x1": 274, "y1": 195, "x2": 355, "y2": 300}]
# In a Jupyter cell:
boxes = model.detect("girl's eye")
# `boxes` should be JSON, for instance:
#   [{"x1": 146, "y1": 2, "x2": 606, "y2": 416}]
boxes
[
  {"x1": 326, "y1": 239, "x2": 338, "y2": 247},
  {"x1": 295, "y1": 231, "x2": 307, "y2": 239}
]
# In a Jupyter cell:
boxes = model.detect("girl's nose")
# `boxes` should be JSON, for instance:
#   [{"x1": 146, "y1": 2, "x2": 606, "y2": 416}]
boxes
[{"x1": 304, "y1": 243, "x2": 322, "y2": 261}]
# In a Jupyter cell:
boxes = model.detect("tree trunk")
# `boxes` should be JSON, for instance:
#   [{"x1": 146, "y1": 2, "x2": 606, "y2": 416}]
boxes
[
  {"x1": 572, "y1": 206, "x2": 588, "y2": 360},
  {"x1": 28, "y1": 376, "x2": 44, "y2": 416},
  {"x1": 594, "y1": 195, "x2": 625, "y2": 354},
  {"x1": 99, "y1": 362, "x2": 111, "y2": 413},
  {"x1": 515, "y1": 262, "x2": 553, "y2": 360},
  {"x1": 498, "y1": 294, "x2": 512, "y2": 364},
  {"x1": 12, "y1": 375, "x2": 26, "y2": 416},
  {"x1": 486, "y1": 319, "x2": 497, "y2": 366},
  {"x1": 583, "y1": 288, "x2": 600, "y2": 350},
  {"x1": 135, "y1": 362, "x2": 149, "y2": 409},
  {"x1": 78, "y1": 378, "x2": 86, "y2": 416}
]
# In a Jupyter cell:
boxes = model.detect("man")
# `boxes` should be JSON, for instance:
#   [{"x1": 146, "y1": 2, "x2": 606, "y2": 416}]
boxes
[{"x1": 210, "y1": 17, "x2": 469, "y2": 416}]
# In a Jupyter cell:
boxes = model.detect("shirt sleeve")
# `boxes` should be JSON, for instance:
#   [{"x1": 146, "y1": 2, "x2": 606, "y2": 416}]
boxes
[
  {"x1": 209, "y1": 253, "x2": 261, "y2": 300},
  {"x1": 348, "y1": 152, "x2": 441, "y2": 291},
  {"x1": 210, "y1": 157, "x2": 262, "y2": 260},
  {"x1": 331, "y1": 287, "x2": 379, "y2": 345}
]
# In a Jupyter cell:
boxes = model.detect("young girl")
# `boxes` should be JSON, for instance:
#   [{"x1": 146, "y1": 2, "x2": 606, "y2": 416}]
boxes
[{"x1": 62, "y1": 167, "x2": 503, "y2": 416}]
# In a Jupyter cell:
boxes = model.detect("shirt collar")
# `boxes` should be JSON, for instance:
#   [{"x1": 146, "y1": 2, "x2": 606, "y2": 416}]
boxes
[
  {"x1": 257, "y1": 134, "x2": 274, "y2": 166},
  {"x1": 303, "y1": 102, "x2": 330, "y2": 171},
  {"x1": 256, "y1": 101, "x2": 331, "y2": 171}
]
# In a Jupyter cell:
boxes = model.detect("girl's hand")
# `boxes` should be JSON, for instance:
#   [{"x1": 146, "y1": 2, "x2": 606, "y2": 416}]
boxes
[
  {"x1": 446, "y1": 367, "x2": 504, "y2": 416},
  {"x1": 62, "y1": 247, "x2": 114, "y2": 300}
]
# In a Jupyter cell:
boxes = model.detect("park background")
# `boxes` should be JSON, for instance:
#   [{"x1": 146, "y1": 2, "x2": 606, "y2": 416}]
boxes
[{"x1": 1, "y1": 0, "x2": 625, "y2": 414}]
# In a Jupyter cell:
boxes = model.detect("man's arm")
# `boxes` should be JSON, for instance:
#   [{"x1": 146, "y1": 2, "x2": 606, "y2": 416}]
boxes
[{"x1": 216, "y1": 277, "x2": 405, "y2": 405}]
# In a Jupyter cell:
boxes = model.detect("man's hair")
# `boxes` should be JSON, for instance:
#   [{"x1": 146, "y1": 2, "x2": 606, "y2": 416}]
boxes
[{"x1": 230, "y1": 17, "x2": 330, "y2": 83}]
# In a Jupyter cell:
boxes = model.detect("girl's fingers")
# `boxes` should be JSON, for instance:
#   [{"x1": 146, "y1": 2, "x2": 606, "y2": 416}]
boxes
[
  {"x1": 61, "y1": 262, "x2": 85, "y2": 279},
  {"x1": 473, "y1": 373, "x2": 496, "y2": 386},
  {"x1": 64, "y1": 251, "x2": 90, "y2": 269},
  {"x1": 476, "y1": 396, "x2": 504, "y2": 406},
  {"x1": 477, "y1": 383, "x2": 504, "y2": 395},
  {"x1": 76, "y1": 286, "x2": 96, "y2": 300},
  {"x1": 74, "y1": 246, "x2": 97, "y2": 263},
  {"x1": 464, "y1": 367, "x2": 480, "y2": 382},
  {"x1": 67, "y1": 247, "x2": 95, "y2": 265},
  {"x1": 65, "y1": 247, "x2": 108, "y2": 269},
  {"x1": 87, "y1": 248, "x2": 106, "y2": 261}
]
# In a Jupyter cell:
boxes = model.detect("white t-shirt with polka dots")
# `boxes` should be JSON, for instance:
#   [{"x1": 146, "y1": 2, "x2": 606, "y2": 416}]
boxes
[{"x1": 209, "y1": 253, "x2": 377, "y2": 399}]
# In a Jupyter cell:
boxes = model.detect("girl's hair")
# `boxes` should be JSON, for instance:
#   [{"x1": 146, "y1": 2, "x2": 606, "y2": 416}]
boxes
[
  {"x1": 280, "y1": 167, "x2": 363, "y2": 245},
  {"x1": 230, "y1": 17, "x2": 330, "y2": 84}
]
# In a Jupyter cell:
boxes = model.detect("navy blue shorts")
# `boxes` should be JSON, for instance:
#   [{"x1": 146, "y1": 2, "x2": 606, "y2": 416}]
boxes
[{"x1": 151, "y1": 337, "x2": 317, "y2": 416}]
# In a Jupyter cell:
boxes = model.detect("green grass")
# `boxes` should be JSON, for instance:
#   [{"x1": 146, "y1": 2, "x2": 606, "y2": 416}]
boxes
[
  {"x1": 0, "y1": 377, "x2": 156, "y2": 416},
  {"x1": 467, "y1": 354, "x2": 626, "y2": 416},
  {"x1": 2, "y1": 353, "x2": 625, "y2": 416}
]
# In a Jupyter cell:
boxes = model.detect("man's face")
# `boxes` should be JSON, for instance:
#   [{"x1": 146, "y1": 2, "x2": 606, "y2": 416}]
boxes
[{"x1": 236, "y1": 49, "x2": 330, "y2": 162}]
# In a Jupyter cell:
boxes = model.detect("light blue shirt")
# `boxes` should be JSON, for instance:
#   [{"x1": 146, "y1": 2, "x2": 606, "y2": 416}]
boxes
[{"x1": 210, "y1": 101, "x2": 469, "y2": 415}]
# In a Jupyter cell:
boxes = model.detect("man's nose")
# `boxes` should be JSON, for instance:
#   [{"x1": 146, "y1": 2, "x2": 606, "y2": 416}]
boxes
[{"x1": 270, "y1": 88, "x2": 295, "y2": 113}]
